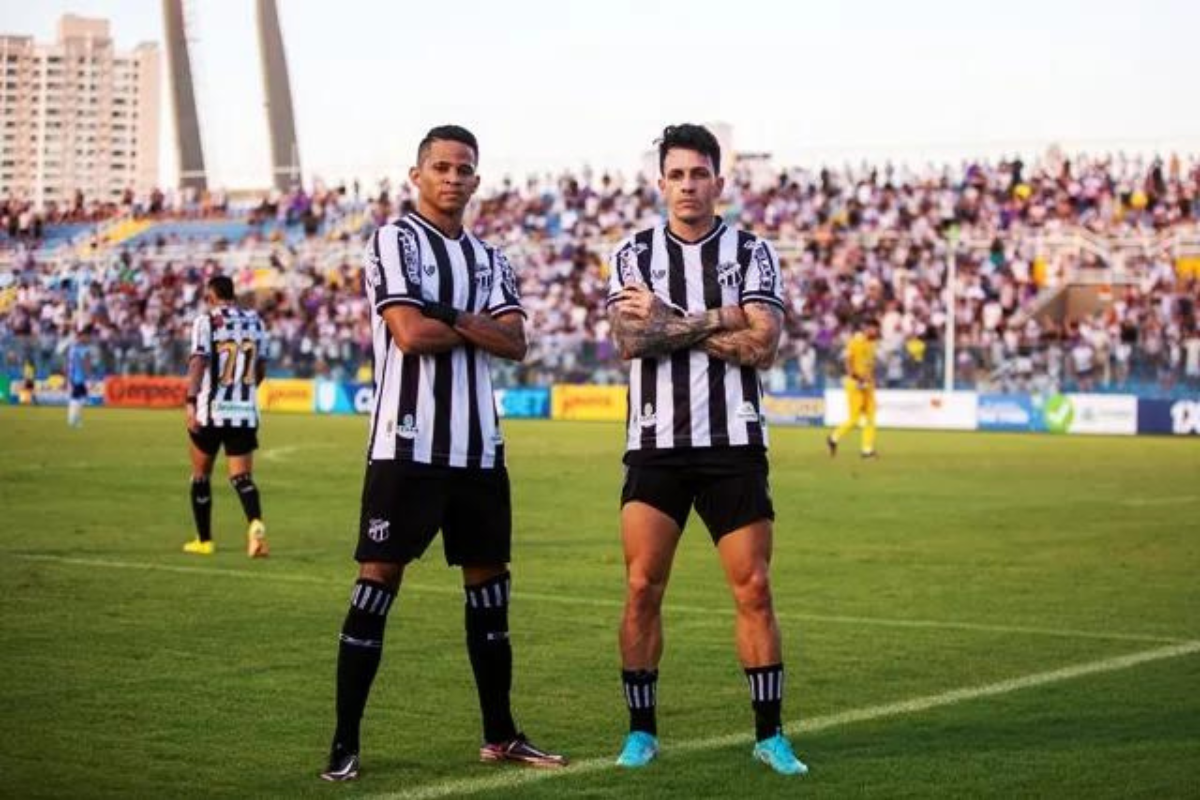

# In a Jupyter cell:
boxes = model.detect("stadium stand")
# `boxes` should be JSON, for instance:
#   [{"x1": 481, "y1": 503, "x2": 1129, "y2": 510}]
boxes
[{"x1": 2, "y1": 152, "x2": 1198, "y2": 395}]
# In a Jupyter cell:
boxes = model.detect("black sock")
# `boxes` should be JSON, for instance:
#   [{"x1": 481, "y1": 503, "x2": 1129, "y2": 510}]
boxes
[
  {"x1": 334, "y1": 579, "x2": 396, "y2": 753},
  {"x1": 745, "y1": 663, "x2": 784, "y2": 742},
  {"x1": 465, "y1": 572, "x2": 517, "y2": 744},
  {"x1": 621, "y1": 669, "x2": 658, "y2": 735},
  {"x1": 230, "y1": 472, "x2": 262, "y2": 522},
  {"x1": 190, "y1": 477, "x2": 212, "y2": 542}
]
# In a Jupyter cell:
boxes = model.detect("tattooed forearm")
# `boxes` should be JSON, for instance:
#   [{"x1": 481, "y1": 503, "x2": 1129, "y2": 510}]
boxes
[
  {"x1": 701, "y1": 332, "x2": 775, "y2": 369},
  {"x1": 701, "y1": 305, "x2": 783, "y2": 369},
  {"x1": 612, "y1": 304, "x2": 722, "y2": 360}
]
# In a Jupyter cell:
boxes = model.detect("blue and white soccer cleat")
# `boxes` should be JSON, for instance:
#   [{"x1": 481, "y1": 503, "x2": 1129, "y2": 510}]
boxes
[
  {"x1": 615, "y1": 731, "x2": 659, "y2": 768},
  {"x1": 752, "y1": 733, "x2": 808, "y2": 776}
]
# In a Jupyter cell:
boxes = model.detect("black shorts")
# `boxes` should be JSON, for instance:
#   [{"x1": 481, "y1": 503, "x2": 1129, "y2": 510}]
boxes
[
  {"x1": 70, "y1": 382, "x2": 88, "y2": 400},
  {"x1": 621, "y1": 447, "x2": 774, "y2": 543},
  {"x1": 356, "y1": 461, "x2": 512, "y2": 566},
  {"x1": 189, "y1": 426, "x2": 259, "y2": 457}
]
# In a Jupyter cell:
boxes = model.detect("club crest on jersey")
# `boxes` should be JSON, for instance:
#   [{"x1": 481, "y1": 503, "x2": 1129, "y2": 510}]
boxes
[
  {"x1": 496, "y1": 251, "x2": 520, "y2": 299},
  {"x1": 638, "y1": 402, "x2": 657, "y2": 427},
  {"x1": 398, "y1": 227, "x2": 421, "y2": 285},
  {"x1": 745, "y1": 240, "x2": 776, "y2": 291},
  {"x1": 423, "y1": 262, "x2": 437, "y2": 276},
  {"x1": 716, "y1": 261, "x2": 742, "y2": 287},
  {"x1": 651, "y1": 267, "x2": 667, "y2": 280},
  {"x1": 367, "y1": 517, "x2": 390, "y2": 543},
  {"x1": 616, "y1": 242, "x2": 649, "y2": 285},
  {"x1": 396, "y1": 413, "x2": 418, "y2": 440}
]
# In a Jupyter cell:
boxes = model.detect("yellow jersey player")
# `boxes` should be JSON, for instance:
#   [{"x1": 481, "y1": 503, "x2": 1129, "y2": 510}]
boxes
[{"x1": 827, "y1": 318, "x2": 880, "y2": 459}]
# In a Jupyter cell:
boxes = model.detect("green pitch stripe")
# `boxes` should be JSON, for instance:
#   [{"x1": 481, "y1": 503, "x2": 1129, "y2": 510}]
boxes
[
  {"x1": 11, "y1": 552, "x2": 1188, "y2": 644},
  {"x1": 373, "y1": 640, "x2": 1200, "y2": 800}
]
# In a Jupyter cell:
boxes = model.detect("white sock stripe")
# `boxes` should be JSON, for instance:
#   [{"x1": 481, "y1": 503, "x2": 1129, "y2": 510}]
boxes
[
  {"x1": 624, "y1": 684, "x2": 636, "y2": 709},
  {"x1": 503, "y1": 577, "x2": 511, "y2": 603},
  {"x1": 369, "y1": 591, "x2": 385, "y2": 614},
  {"x1": 351, "y1": 584, "x2": 362, "y2": 605},
  {"x1": 481, "y1": 588, "x2": 492, "y2": 609},
  {"x1": 492, "y1": 582, "x2": 503, "y2": 607},
  {"x1": 360, "y1": 585, "x2": 373, "y2": 609},
  {"x1": 468, "y1": 591, "x2": 478, "y2": 608}
]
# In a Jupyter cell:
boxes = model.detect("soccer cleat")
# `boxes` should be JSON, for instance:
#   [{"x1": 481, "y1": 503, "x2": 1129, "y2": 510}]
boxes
[
  {"x1": 319, "y1": 746, "x2": 360, "y2": 782},
  {"x1": 182, "y1": 538, "x2": 215, "y2": 556},
  {"x1": 826, "y1": 435, "x2": 838, "y2": 457},
  {"x1": 752, "y1": 733, "x2": 808, "y2": 776},
  {"x1": 860, "y1": 450, "x2": 879, "y2": 460},
  {"x1": 247, "y1": 519, "x2": 269, "y2": 558},
  {"x1": 480, "y1": 733, "x2": 568, "y2": 768},
  {"x1": 615, "y1": 731, "x2": 659, "y2": 768}
]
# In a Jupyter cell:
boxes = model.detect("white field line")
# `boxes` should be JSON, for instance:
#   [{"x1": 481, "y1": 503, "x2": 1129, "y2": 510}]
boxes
[
  {"x1": 372, "y1": 639, "x2": 1200, "y2": 800},
  {"x1": 10, "y1": 553, "x2": 1189, "y2": 645},
  {"x1": 10, "y1": 553, "x2": 1187, "y2": 646}
]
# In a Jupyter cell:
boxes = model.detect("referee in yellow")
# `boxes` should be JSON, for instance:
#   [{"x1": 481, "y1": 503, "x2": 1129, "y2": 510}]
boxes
[{"x1": 827, "y1": 318, "x2": 880, "y2": 458}]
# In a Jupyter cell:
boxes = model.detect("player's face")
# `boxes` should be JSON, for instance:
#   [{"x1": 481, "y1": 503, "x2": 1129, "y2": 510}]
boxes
[
  {"x1": 410, "y1": 140, "x2": 480, "y2": 218},
  {"x1": 659, "y1": 148, "x2": 724, "y2": 228}
]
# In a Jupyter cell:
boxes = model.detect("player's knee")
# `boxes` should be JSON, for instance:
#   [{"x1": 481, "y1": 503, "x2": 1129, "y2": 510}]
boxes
[
  {"x1": 358, "y1": 561, "x2": 403, "y2": 590},
  {"x1": 625, "y1": 574, "x2": 667, "y2": 616},
  {"x1": 733, "y1": 569, "x2": 774, "y2": 616}
]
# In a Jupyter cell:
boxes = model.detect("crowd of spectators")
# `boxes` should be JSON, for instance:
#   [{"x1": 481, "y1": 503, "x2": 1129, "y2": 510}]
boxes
[{"x1": 2, "y1": 150, "x2": 1199, "y2": 393}]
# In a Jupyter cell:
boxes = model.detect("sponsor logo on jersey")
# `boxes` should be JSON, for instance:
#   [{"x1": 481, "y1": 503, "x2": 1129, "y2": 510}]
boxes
[
  {"x1": 396, "y1": 413, "x2": 418, "y2": 439},
  {"x1": 398, "y1": 228, "x2": 421, "y2": 285}
]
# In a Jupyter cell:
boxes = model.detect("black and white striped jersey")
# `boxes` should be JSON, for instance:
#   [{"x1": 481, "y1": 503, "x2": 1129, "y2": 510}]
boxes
[
  {"x1": 606, "y1": 220, "x2": 785, "y2": 456},
  {"x1": 190, "y1": 304, "x2": 267, "y2": 428},
  {"x1": 363, "y1": 211, "x2": 524, "y2": 468}
]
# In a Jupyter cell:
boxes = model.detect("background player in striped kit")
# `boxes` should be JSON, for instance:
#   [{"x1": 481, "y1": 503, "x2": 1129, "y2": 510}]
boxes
[
  {"x1": 320, "y1": 125, "x2": 566, "y2": 782},
  {"x1": 182, "y1": 275, "x2": 269, "y2": 558},
  {"x1": 606, "y1": 124, "x2": 807, "y2": 776}
]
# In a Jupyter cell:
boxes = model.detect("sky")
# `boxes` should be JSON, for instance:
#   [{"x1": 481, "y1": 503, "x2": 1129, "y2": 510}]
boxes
[{"x1": 4, "y1": 0, "x2": 1199, "y2": 189}]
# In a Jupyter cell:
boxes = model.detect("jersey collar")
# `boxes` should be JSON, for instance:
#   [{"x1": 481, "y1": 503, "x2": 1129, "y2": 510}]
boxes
[{"x1": 665, "y1": 217, "x2": 725, "y2": 247}]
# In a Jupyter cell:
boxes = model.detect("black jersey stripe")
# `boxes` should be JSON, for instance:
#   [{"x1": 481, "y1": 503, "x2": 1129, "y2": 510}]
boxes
[
  {"x1": 665, "y1": 237, "x2": 691, "y2": 448},
  {"x1": 735, "y1": 231, "x2": 764, "y2": 446},
  {"x1": 462, "y1": 242, "x2": 483, "y2": 468},
  {"x1": 700, "y1": 235, "x2": 729, "y2": 445},
  {"x1": 423, "y1": 232, "x2": 456, "y2": 466}
]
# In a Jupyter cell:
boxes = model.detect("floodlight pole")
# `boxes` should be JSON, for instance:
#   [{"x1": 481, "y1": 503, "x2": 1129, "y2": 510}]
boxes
[{"x1": 944, "y1": 225, "x2": 959, "y2": 393}]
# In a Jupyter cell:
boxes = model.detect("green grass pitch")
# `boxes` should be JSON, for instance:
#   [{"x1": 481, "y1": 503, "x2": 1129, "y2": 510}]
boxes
[{"x1": 1, "y1": 406, "x2": 1198, "y2": 798}]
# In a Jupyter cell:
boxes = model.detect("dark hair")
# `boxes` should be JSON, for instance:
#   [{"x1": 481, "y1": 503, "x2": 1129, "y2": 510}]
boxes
[
  {"x1": 417, "y1": 125, "x2": 478, "y2": 164},
  {"x1": 657, "y1": 123, "x2": 720, "y2": 176},
  {"x1": 207, "y1": 275, "x2": 235, "y2": 301}
]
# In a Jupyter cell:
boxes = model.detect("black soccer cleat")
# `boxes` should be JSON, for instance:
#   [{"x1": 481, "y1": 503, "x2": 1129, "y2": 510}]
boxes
[
  {"x1": 320, "y1": 744, "x2": 360, "y2": 782},
  {"x1": 826, "y1": 435, "x2": 838, "y2": 457}
]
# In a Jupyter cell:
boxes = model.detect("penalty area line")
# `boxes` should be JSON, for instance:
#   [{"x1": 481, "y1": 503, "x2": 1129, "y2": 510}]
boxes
[{"x1": 370, "y1": 639, "x2": 1200, "y2": 800}]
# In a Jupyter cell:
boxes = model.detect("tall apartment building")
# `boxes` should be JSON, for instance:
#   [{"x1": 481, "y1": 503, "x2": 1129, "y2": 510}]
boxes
[{"x1": 0, "y1": 15, "x2": 159, "y2": 209}]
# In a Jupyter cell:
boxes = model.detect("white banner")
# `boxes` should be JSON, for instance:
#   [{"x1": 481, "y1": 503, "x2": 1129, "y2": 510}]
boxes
[
  {"x1": 1058, "y1": 393, "x2": 1137, "y2": 436},
  {"x1": 824, "y1": 389, "x2": 978, "y2": 430}
]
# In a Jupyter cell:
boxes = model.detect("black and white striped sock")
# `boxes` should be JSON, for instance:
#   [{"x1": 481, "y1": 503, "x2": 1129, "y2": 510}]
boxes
[
  {"x1": 622, "y1": 669, "x2": 658, "y2": 735},
  {"x1": 334, "y1": 579, "x2": 397, "y2": 753},
  {"x1": 745, "y1": 663, "x2": 784, "y2": 742},
  {"x1": 465, "y1": 572, "x2": 517, "y2": 744}
]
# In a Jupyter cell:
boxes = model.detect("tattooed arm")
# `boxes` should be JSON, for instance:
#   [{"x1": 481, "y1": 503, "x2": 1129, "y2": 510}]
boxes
[
  {"x1": 701, "y1": 303, "x2": 783, "y2": 370},
  {"x1": 609, "y1": 284, "x2": 746, "y2": 360}
]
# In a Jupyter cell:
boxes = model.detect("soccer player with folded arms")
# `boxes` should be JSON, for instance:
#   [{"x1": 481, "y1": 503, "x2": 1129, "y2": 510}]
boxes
[
  {"x1": 321, "y1": 125, "x2": 566, "y2": 782},
  {"x1": 606, "y1": 123, "x2": 807, "y2": 775}
]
